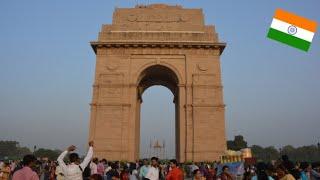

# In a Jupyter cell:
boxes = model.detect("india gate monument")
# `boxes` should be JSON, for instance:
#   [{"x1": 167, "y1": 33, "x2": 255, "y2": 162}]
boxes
[{"x1": 88, "y1": 4, "x2": 226, "y2": 162}]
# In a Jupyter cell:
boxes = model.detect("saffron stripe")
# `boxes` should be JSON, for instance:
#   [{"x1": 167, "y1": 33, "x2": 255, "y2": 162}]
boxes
[{"x1": 274, "y1": 8, "x2": 317, "y2": 32}]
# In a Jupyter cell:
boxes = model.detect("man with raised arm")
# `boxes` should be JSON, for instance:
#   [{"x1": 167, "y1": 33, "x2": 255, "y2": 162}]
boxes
[{"x1": 57, "y1": 141, "x2": 94, "y2": 180}]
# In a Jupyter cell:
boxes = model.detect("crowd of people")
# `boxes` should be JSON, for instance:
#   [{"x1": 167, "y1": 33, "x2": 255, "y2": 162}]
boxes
[
  {"x1": 0, "y1": 141, "x2": 320, "y2": 180},
  {"x1": 241, "y1": 155, "x2": 320, "y2": 180}
]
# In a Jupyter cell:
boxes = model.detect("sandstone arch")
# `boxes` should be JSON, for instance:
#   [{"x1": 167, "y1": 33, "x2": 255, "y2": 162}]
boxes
[{"x1": 89, "y1": 4, "x2": 227, "y2": 162}]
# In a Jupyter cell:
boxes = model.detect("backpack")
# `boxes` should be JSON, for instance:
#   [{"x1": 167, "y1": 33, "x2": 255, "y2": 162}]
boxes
[{"x1": 82, "y1": 163, "x2": 91, "y2": 178}]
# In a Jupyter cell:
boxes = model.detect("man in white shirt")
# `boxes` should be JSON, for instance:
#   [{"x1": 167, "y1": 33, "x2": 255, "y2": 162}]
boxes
[
  {"x1": 90, "y1": 157, "x2": 98, "y2": 175},
  {"x1": 145, "y1": 157, "x2": 159, "y2": 180},
  {"x1": 57, "y1": 141, "x2": 94, "y2": 180}
]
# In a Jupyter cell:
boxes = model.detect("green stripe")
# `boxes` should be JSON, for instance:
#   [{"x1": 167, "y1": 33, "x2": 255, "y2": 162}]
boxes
[{"x1": 267, "y1": 28, "x2": 311, "y2": 52}]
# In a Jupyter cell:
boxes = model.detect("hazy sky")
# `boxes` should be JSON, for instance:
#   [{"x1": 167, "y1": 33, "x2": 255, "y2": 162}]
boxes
[{"x1": 0, "y1": 0, "x2": 319, "y2": 158}]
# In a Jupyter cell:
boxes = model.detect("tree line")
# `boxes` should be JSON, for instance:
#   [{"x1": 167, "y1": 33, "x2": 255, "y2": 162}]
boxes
[
  {"x1": 0, "y1": 140, "x2": 61, "y2": 160},
  {"x1": 1, "y1": 137, "x2": 320, "y2": 162},
  {"x1": 227, "y1": 135, "x2": 320, "y2": 162}
]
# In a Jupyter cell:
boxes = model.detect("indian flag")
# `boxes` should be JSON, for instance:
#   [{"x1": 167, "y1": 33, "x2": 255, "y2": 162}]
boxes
[{"x1": 267, "y1": 8, "x2": 317, "y2": 52}]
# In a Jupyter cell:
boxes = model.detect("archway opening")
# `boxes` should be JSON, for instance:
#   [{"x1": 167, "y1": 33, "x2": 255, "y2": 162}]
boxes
[
  {"x1": 140, "y1": 86, "x2": 175, "y2": 159},
  {"x1": 136, "y1": 65, "x2": 179, "y2": 159}
]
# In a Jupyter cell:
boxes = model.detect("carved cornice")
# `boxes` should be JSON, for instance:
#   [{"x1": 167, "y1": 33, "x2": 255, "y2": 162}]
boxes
[
  {"x1": 98, "y1": 31, "x2": 217, "y2": 42},
  {"x1": 91, "y1": 41, "x2": 226, "y2": 55},
  {"x1": 93, "y1": 83, "x2": 222, "y2": 89}
]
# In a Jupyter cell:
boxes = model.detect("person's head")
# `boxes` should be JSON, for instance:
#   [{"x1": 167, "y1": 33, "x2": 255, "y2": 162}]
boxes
[
  {"x1": 122, "y1": 164, "x2": 129, "y2": 172},
  {"x1": 222, "y1": 165, "x2": 229, "y2": 173},
  {"x1": 276, "y1": 164, "x2": 288, "y2": 178},
  {"x1": 90, "y1": 174, "x2": 103, "y2": 180},
  {"x1": 306, "y1": 164, "x2": 313, "y2": 172},
  {"x1": 169, "y1": 159, "x2": 178, "y2": 169},
  {"x1": 314, "y1": 163, "x2": 320, "y2": 173},
  {"x1": 111, "y1": 162, "x2": 118, "y2": 170},
  {"x1": 300, "y1": 162, "x2": 309, "y2": 171},
  {"x1": 281, "y1": 155, "x2": 289, "y2": 162},
  {"x1": 92, "y1": 157, "x2": 99, "y2": 164},
  {"x1": 129, "y1": 162, "x2": 137, "y2": 174},
  {"x1": 151, "y1": 157, "x2": 158, "y2": 167},
  {"x1": 22, "y1": 154, "x2": 37, "y2": 167},
  {"x1": 101, "y1": 159, "x2": 107, "y2": 164},
  {"x1": 266, "y1": 163, "x2": 276, "y2": 177},
  {"x1": 69, "y1": 153, "x2": 80, "y2": 164},
  {"x1": 143, "y1": 159, "x2": 149, "y2": 166},
  {"x1": 256, "y1": 162, "x2": 269, "y2": 180},
  {"x1": 108, "y1": 161, "x2": 113, "y2": 166},
  {"x1": 130, "y1": 162, "x2": 136, "y2": 169},
  {"x1": 256, "y1": 162, "x2": 267, "y2": 173},
  {"x1": 193, "y1": 169, "x2": 202, "y2": 179},
  {"x1": 4, "y1": 162, "x2": 10, "y2": 167}
]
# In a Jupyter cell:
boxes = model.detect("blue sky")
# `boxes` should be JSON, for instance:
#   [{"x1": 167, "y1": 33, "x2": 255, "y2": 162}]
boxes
[{"x1": 0, "y1": 0, "x2": 319, "y2": 157}]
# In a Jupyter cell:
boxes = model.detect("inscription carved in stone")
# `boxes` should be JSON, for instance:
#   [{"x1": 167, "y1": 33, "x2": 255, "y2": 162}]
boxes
[{"x1": 126, "y1": 13, "x2": 189, "y2": 23}]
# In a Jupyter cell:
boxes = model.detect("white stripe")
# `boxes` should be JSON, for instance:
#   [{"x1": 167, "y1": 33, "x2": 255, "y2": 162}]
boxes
[{"x1": 270, "y1": 18, "x2": 314, "y2": 42}]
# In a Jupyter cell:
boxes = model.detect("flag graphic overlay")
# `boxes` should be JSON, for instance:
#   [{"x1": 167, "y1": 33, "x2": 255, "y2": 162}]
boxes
[{"x1": 267, "y1": 8, "x2": 317, "y2": 51}]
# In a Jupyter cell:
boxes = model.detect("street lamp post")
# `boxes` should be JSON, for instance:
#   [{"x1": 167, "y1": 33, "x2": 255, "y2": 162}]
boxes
[{"x1": 33, "y1": 145, "x2": 37, "y2": 155}]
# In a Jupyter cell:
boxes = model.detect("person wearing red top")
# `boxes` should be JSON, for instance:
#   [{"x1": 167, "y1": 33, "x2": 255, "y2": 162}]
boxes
[
  {"x1": 120, "y1": 165, "x2": 130, "y2": 180},
  {"x1": 166, "y1": 159, "x2": 183, "y2": 180}
]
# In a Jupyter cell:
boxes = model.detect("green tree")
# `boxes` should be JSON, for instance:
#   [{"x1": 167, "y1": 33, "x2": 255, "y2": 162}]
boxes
[
  {"x1": 281, "y1": 145, "x2": 295, "y2": 156},
  {"x1": 251, "y1": 144, "x2": 320, "y2": 163},
  {"x1": 264, "y1": 146, "x2": 280, "y2": 161},
  {"x1": 34, "y1": 148, "x2": 62, "y2": 160},
  {"x1": 16, "y1": 147, "x2": 32, "y2": 158},
  {"x1": 0, "y1": 141, "x2": 31, "y2": 159},
  {"x1": 251, "y1": 145, "x2": 279, "y2": 162},
  {"x1": 289, "y1": 145, "x2": 320, "y2": 162},
  {"x1": 251, "y1": 145, "x2": 265, "y2": 161},
  {"x1": 0, "y1": 141, "x2": 19, "y2": 158},
  {"x1": 227, "y1": 135, "x2": 248, "y2": 151}
]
